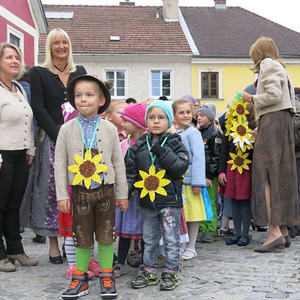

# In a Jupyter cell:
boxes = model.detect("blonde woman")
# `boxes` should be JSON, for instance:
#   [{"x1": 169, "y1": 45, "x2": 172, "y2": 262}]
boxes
[
  {"x1": 0, "y1": 43, "x2": 38, "y2": 271},
  {"x1": 27, "y1": 29, "x2": 86, "y2": 263},
  {"x1": 242, "y1": 37, "x2": 299, "y2": 252}
]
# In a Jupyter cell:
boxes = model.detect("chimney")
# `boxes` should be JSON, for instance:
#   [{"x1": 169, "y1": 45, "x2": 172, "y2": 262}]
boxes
[
  {"x1": 163, "y1": 0, "x2": 179, "y2": 21},
  {"x1": 214, "y1": 0, "x2": 226, "y2": 9},
  {"x1": 119, "y1": 1, "x2": 135, "y2": 5}
]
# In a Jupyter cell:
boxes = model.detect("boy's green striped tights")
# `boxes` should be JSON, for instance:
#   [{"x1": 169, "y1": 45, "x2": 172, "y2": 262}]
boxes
[{"x1": 76, "y1": 243, "x2": 114, "y2": 273}]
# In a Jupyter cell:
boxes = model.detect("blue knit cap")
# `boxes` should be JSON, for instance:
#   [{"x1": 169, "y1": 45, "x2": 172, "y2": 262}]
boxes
[{"x1": 145, "y1": 100, "x2": 174, "y2": 128}]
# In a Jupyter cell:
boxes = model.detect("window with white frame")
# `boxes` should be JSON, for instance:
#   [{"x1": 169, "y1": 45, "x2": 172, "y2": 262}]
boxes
[
  {"x1": 151, "y1": 70, "x2": 171, "y2": 98},
  {"x1": 105, "y1": 70, "x2": 126, "y2": 98},
  {"x1": 198, "y1": 69, "x2": 223, "y2": 99},
  {"x1": 7, "y1": 26, "x2": 24, "y2": 52}
]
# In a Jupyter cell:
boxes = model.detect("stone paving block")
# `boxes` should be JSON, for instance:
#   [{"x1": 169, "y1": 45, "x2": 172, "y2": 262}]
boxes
[{"x1": 265, "y1": 293, "x2": 289, "y2": 298}]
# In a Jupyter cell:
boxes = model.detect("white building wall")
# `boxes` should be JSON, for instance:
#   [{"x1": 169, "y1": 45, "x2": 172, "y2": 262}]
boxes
[{"x1": 72, "y1": 55, "x2": 192, "y2": 101}]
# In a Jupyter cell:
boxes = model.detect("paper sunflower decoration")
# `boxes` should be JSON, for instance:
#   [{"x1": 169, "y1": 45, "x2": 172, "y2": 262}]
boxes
[
  {"x1": 134, "y1": 165, "x2": 170, "y2": 202},
  {"x1": 68, "y1": 151, "x2": 108, "y2": 189},
  {"x1": 227, "y1": 151, "x2": 252, "y2": 174},
  {"x1": 230, "y1": 120, "x2": 254, "y2": 150}
]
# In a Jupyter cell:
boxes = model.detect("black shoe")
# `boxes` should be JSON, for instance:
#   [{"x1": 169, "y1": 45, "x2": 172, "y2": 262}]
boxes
[
  {"x1": 99, "y1": 270, "x2": 117, "y2": 299},
  {"x1": 237, "y1": 236, "x2": 250, "y2": 246},
  {"x1": 256, "y1": 226, "x2": 268, "y2": 232},
  {"x1": 32, "y1": 234, "x2": 46, "y2": 244},
  {"x1": 160, "y1": 272, "x2": 178, "y2": 291},
  {"x1": 220, "y1": 229, "x2": 234, "y2": 237},
  {"x1": 131, "y1": 270, "x2": 159, "y2": 289},
  {"x1": 62, "y1": 270, "x2": 89, "y2": 299},
  {"x1": 225, "y1": 235, "x2": 241, "y2": 245},
  {"x1": 49, "y1": 255, "x2": 63, "y2": 264}
]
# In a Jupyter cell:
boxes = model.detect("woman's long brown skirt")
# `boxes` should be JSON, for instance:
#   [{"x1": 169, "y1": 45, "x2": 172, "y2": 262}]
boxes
[{"x1": 252, "y1": 110, "x2": 299, "y2": 226}]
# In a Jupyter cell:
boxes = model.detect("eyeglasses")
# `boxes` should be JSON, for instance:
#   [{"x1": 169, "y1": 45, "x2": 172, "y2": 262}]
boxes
[{"x1": 147, "y1": 115, "x2": 167, "y2": 121}]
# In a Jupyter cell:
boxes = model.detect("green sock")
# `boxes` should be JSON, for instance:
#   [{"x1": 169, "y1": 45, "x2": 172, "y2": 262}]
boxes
[
  {"x1": 75, "y1": 247, "x2": 90, "y2": 273},
  {"x1": 98, "y1": 243, "x2": 114, "y2": 270}
]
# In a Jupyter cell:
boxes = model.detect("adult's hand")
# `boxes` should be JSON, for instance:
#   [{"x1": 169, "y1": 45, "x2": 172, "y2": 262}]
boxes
[
  {"x1": 192, "y1": 186, "x2": 201, "y2": 195},
  {"x1": 58, "y1": 199, "x2": 70, "y2": 213},
  {"x1": 26, "y1": 154, "x2": 34, "y2": 165},
  {"x1": 242, "y1": 91, "x2": 253, "y2": 103}
]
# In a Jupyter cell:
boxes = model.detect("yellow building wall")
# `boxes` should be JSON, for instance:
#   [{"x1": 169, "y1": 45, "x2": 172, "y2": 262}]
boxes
[{"x1": 192, "y1": 64, "x2": 300, "y2": 115}]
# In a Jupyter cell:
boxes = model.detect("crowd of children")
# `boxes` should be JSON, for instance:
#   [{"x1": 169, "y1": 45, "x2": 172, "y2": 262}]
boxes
[{"x1": 44, "y1": 71, "x2": 258, "y2": 299}]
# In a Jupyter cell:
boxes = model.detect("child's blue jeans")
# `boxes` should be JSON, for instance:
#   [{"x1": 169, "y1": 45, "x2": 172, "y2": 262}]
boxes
[{"x1": 141, "y1": 206, "x2": 181, "y2": 272}]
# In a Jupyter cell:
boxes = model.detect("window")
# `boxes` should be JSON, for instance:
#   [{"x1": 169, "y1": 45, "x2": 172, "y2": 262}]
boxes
[
  {"x1": 7, "y1": 26, "x2": 24, "y2": 52},
  {"x1": 105, "y1": 70, "x2": 126, "y2": 98},
  {"x1": 198, "y1": 69, "x2": 223, "y2": 99},
  {"x1": 151, "y1": 70, "x2": 171, "y2": 97},
  {"x1": 201, "y1": 72, "x2": 218, "y2": 98},
  {"x1": 9, "y1": 33, "x2": 20, "y2": 47}
]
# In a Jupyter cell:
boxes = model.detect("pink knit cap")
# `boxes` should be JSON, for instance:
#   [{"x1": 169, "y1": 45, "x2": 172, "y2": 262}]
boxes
[{"x1": 120, "y1": 102, "x2": 147, "y2": 129}]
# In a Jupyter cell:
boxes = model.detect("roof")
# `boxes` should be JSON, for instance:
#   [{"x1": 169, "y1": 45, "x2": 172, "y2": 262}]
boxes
[
  {"x1": 29, "y1": 0, "x2": 48, "y2": 33},
  {"x1": 40, "y1": 5, "x2": 192, "y2": 55},
  {"x1": 181, "y1": 6, "x2": 300, "y2": 58}
]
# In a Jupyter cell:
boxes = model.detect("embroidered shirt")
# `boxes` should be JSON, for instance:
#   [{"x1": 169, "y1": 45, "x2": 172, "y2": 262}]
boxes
[{"x1": 77, "y1": 114, "x2": 103, "y2": 189}]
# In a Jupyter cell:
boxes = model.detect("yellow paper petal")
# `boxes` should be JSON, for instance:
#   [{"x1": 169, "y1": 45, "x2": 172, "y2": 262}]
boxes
[
  {"x1": 230, "y1": 164, "x2": 237, "y2": 171},
  {"x1": 134, "y1": 180, "x2": 145, "y2": 188},
  {"x1": 160, "y1": 178, "x2": 170, "y2": 187},
  {"x1": 242, "y1": 164, "x2": 249, "y2": 170},
  {"x1": 74, "y1": 154, "x2": 84, "y2": 165},
  {"x1": 237, "y1": 166, "x2": 243, "y2": 174},
  {"x1": 227, "y1": 159, "x2": 234, "y2": 164},
  {"x1": 92, "y1": 173, "x2": 102, "y2": 184},
  {"x1": 156, "y1": 169, "x2": 166, "y2": 179},
  {"x1": 149, "y1": 191, "x2": 155, "y2": 202},
  {"x1": 156, "y1": 186, "x2": 167, "y2": 196},
  {"x1": 68, "y1": 165, "x2": 79, "y2": 173},
  {"x1": 149, "y1": 165, "x2": 156, "y2": 176},
  {"x1": 84, "y1": 177, "x2": 91, "y2": 189},
  {"x1": 73, "y1": 173, "x2": 83, "y2": 185},
  {"x1": 140, "y1": 188, "x2": 149, "y2": 198},
  {"x1": 139, "y1": 170, "x2": 149, "y2": 180},
  {"x1": 229, "y1": 152, "x2": 236, "y2": 159},
  {"x1": 96, "y1": 164, "x2": 108, "y2": 173},
  {"x1": 84, "y1": 150, "x2": 92, "y2": 161},
  {"x1": 91, "y1": 153, "x2": 102, "y2": 164}
]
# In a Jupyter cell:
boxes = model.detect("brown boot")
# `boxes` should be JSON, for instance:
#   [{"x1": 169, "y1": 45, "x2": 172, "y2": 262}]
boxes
[
  {"x1": 7, "y1": 253, "x2": 38, "y2": 266},
  {"x1": 0, "y1": 258, "x2": 16, "y2": 272}
]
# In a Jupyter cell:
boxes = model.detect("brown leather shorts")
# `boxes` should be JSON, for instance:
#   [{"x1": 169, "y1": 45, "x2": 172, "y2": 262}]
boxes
[{"x1": 71, "y1": 184, "x2": 115, "y2": 247}]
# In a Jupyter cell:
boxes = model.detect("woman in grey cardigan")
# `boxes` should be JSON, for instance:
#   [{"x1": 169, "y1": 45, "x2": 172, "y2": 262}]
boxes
[
  {"x1": 242, "y1": 37, "x2": 299, "y2": 252},
  {"x1": 0, "y1": 43, "x2": 38, "y2": 271}
]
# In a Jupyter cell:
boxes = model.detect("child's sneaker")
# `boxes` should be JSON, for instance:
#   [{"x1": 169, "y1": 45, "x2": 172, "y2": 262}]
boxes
[
  {"x1": 113, "y1": 263, "x2": 128, "y2": 278},
  {"x1": 99, "y1": 269, "x2": 117, "y2": 299},
  {"x1": 62, "y1": 270, "x2": 89, "y2": 299},
  {"x1": 88, "y1": 259, "x2": 100, "y2": 279},
  {"x1": 131, "y1": 270, "x2": 159, "y2": 289},
  {"x1": 182, "y1": 248, "x2": 197, "y2": 260},
  {"x1": 66, "y1": 265, "x2": 76, "y2": 279},
  {"x1": 160, "y1": 272, "x2": 178, "y2": 291}
]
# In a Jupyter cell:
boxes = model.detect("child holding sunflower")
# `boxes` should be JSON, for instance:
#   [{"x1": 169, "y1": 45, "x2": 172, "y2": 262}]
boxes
[
  {"x1": 126, "y1": 100, "x2": 189, "y2": 291},
  {"x1": 55, "y1": 74, "x2": 128, "y2": 300},
  {"x1": 218, "y1": 94, "x2": 256, "y2": 246}
]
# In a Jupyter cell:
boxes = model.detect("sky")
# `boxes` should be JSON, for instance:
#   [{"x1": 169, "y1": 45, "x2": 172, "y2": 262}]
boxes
[{"x1": 41, "y1": 0, "x2": 300, "y2": 33}]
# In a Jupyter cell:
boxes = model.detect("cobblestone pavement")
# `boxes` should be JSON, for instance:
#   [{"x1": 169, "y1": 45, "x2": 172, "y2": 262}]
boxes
[{"x1": 1, "y1": 229, "x2": 300, "y2": 300}]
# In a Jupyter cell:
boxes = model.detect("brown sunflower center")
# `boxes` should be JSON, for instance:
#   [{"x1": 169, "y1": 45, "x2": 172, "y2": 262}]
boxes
[
  {"x1": 236, "y1": 104, "x2": 245, "y2": 115},
  {"x1": 79, "y1": 161, "x2": 96, "y2": 178},
  {"x1": 144, "y1": 175, "x2": 160, "y2": 191},
  {"x1": 237, "y1": 125, "x2": 246, "y2": 136},
  {"x1": 234, "y1": 156, "x2": 244, "y2": 167}
]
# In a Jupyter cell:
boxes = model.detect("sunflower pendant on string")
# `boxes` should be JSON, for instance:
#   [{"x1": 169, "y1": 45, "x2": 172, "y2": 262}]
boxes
[
  {"x1": 134, "y1": 165, "x2": 170, "y2": 202},
  {"x1": 68, "y1": 150, "x2": 108, "y2": 189}
]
